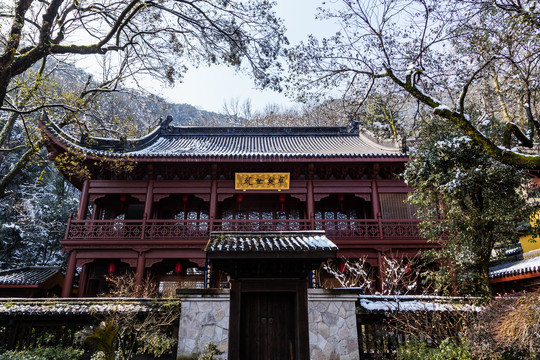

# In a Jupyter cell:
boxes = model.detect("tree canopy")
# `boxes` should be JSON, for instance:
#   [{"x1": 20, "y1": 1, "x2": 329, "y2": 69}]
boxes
[
  {"x1": 0, "y1": 0, "x2": 287, "y2": 267},
  {"x1": 289, "y1": 0, "x2": 540, "y2": 169},
  {"x1": 0, "y1": 0, "x2": 287, "y2": 198},
  {"x1": 404, "y1": 116, "x2": 535, "y2": 296},
  {"x1": 0, "y1": 0, "x2": 286, "y2": 99}
]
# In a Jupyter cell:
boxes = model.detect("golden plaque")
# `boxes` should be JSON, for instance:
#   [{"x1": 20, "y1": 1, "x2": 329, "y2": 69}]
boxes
[{"x1": 235, "y1": 173, "x2": 290, "y2": 190}]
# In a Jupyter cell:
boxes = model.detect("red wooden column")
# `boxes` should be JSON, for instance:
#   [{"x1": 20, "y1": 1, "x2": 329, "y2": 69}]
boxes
[
  {"x1": 135, "y1": 252, "x2": 146, "y2": 288},
  {"x1": 209, "y1": 164, "x2": 218, "y2": 230},
  {"x1": 62, "y1": 250, "x2": 77, "y2": 298},
  {"x1": 90, "y1": 204, "x2": 98, "y2": 220},
  {"x1": 307, "y1": 181, "x2": 314, "y2": 229},
  {"x1": 371, "y1": 179, "x2": 381, "y2": 218},
  {"x1": 77, "y1": 264, "x2": 88, "y2": 297},
  {"x1": 143, "y1": 180, "x2": 154, "y2": 219},
  {"x1": 141, "y1": 180, "x2": 154, "y2": 243},
  {"x1": 377, "y1": 251, "x2": 385, "y2": 293},
  {"x1": 77, "y1": 180, "x2": 90, "y2": 220},
  {"x1": 371, "y1": 179, "x2": 382, "y2": 238},
  {"x1": 307, "y1": 163, "x2": 315, "y2": 229}
]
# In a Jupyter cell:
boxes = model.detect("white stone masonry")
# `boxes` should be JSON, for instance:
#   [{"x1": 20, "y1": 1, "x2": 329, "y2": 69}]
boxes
[
  {"x1": 308, "y1": 289, "x2": 360, "y2": 360},
  {"x1": 177, "y1": 290, "x2": 230, "y2": 359}
]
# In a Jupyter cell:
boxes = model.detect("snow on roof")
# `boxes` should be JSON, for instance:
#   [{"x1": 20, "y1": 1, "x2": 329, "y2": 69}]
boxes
[
  {"x1": 0, "y1": 266, "x2": 62, "y2": 286},
  {"x1": 357, "y1": 295, "x2": 482, "y2": 312},
  {"x1": 505, "y1": 247, "x2": 523, "y2": 256},
  {"x1": 205, "y1": 231, "x2": 338, "y2": 255},
  {"x1": 42, "y1": 116, "x2": 406, "y2": 161},
  {"x1": 0, "y1": 298, "x2": 177, "y2": 316},
  {"x1": 489, "y1": 254, "x2": 540, "y2": 279}
]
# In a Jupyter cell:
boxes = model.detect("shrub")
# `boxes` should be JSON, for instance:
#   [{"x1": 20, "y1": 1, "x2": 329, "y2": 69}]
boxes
[
  {"x1": 387, "y1": 301, "x2": 478, "y2": 346},
  {"x1": 198, "y1": 342, "x2": 223, "y2": 360},
  {"x1": 0, "y1": 347, "x2": 83, "y2": 360},
  {"x1": 467, "y1": 289, "x2": 540, "y2": 360},
  {"x1": 176, "y1": 342, "x2": 223, "y2": 360},
  {"x1": 83, "y1": 321, "x2": 118, "y2": 360},
  {"x1": 397, "y1": 338, "x2": 473, "y2": 360},
  {"x1": 88, "y1": 273, "x2": 181, "y2": 360}
]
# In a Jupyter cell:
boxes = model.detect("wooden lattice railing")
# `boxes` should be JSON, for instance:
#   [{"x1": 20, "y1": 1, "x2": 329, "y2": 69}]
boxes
[{"x1": 64, "y1": 218, "x2": 423, "y2": 241}]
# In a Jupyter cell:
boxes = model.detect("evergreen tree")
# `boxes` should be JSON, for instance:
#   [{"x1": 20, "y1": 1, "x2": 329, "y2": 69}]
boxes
[
  {"x1": 0, "y1": 135, "x2": 78, "y2": 269},
  {"x1": 404, "y1": 117, "x2": 536, "y2": 296}
]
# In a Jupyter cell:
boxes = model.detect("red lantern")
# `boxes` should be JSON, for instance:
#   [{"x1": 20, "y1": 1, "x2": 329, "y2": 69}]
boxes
[
  {"x1": 175, "y1": 263, "x2": 182, "y2": 284},
  {"x1": 279, "y1": 194, "x2": 286, "y2": 211},
  {"x1": 236, "y1": 194, "x2": 243, "y2": 211},
  {"x1": 338, "y1": 194, "x2": 345, "y2": 211},
  {"x1": 119, "y1": 195, "x2": 127, "y2": 202},
  {"x1": 339, "y1": 262, "x2": 346, "y2": 273},
  {"x1": 175, "y1": 263, "x2": 183, "y2": 274},
  {"x1": 108, "y1": 263, "x2": 116, "y2": 274},
  {"x1": 182, "y1": 194, "x2": 189, "y2": 212}
]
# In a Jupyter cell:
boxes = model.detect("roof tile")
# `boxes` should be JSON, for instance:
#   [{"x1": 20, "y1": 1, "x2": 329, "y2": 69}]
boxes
[
  {"x1": 0, "y1": 267, "x2": 61, "y2": 286},
  {"x1": 43, "y1": 119, "x2": 406, "y2": 160},
  {"x1": 205, "y1": 231, "x2": 338, "y2": 254}
]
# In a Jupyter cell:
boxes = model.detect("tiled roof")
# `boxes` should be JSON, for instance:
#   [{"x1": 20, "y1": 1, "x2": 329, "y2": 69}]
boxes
[
  {"x1": 42, "y1": 116, "x2": 406, "y2": 160},
  {"x1": 0, "y1": 298, "x2": 178, "y2": 315},
  {"x1": 357, "y1": 295, "x2": 483, "y2": 313},
  {"x1": 489, "y1": 255, "x2": 540, "y2": 279},
  {"x1": 205, "y1": 231, "x2": 338, "y2": 256},
  {"x1": 0, "y1": 267, "x2": 61, "y2": 286}
]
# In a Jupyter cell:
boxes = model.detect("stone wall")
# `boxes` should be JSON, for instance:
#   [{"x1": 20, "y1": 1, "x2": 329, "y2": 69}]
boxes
[
  {"x1": 307, "y1": 289, "x2": 360, "y2": 360},
  {"x1": 177, "y1": 289, "x2": 230, "y2": 359},
  {"x1": 177, "y1": 288, "x2": 360, "y2": 359}
]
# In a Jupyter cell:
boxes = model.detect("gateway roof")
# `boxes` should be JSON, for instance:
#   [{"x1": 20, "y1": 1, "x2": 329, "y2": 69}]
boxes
[{"x1": 205, "y1": 231, "x2": 338, "y2": 258}]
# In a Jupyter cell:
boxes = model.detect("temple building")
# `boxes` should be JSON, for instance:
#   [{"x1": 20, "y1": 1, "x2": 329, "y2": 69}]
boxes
[
  {"x1": 40, "y1": 116, "x2": 430, "y2": 298},
  {"x1": 489, "y1": 217, "x2": 540, "y2": 293},
  {"x1": 0, "y1": 267, "x2": 64, "y2": 298}
]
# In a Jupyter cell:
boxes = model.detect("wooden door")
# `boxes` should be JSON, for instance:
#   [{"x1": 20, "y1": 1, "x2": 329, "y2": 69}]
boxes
[{"x1": 240, "y1": 292, "x2": 296, "y2": 360}]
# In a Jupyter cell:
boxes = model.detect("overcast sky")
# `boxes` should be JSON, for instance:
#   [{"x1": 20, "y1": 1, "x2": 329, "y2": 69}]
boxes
[{"x1": 151, "y1": 0, "x2": 340, "y2": 113}]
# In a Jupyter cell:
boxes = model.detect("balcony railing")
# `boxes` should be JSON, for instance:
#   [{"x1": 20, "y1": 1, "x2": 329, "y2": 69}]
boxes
[
  {"x1": 65, "y1": 219, "x2": 211, "y2": 240},
  {"x1": 64, "y1": 218, "x2": 423, "y2": 241},
  {"x1": 212, "y1": 219, "x2": 311, "y2": 232},
  {"x1": 314, "y1": 219, "x2": 421, "y2": 238}
]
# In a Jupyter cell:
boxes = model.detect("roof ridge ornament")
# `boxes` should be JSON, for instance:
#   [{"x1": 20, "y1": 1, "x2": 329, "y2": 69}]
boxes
[
  {"x1": 347, "y1": 116, "x2": 361, "y2": 134},
  {"x1": 401, "y1": 138, "x2": 409, "y2": 154},
  {"x1": 80, "y1": 132, "x2": 89, "y2": 146},
  {"x1": 159, "y1": 115, "x2": 174, "y2": 133}
]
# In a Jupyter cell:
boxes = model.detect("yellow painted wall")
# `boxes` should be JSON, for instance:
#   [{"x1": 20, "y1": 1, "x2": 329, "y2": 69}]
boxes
[
  {"x1": 521, "y1": 211, "x2": 540, "y2": 253},
  {"x1": 520, "y1": 235, "x2": 540, "y2": 253}
]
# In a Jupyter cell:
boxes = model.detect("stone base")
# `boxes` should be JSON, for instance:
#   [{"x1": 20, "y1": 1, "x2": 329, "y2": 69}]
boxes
[
  {"x1": 177, "y1": 289, "x2": 230, "y2": 359},
  {"x1": 308, "y1": 289, "x2": 360, "y2": 360}
]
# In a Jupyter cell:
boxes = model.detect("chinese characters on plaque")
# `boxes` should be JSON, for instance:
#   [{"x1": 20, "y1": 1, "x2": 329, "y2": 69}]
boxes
[{"x1": 235, "y1": 173, "x2": 290, "y2": 190}]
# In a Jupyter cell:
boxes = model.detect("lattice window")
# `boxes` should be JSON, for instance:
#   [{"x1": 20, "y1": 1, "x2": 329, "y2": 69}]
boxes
[
  {"x1": 315, "y1": 195, "x2": 371, "y2": 219},
  {"x1": 379, "y1": 193, "x2": 416, "y2": 219}
]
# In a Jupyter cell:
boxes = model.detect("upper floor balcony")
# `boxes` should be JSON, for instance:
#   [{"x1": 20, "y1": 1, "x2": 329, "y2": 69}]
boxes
[
  {"x1": 63, "y1": 217, "x2": 424, "y2": 245},
  {"x1": 64, "y1": 180, "x2": 427, "y2": 249}
]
